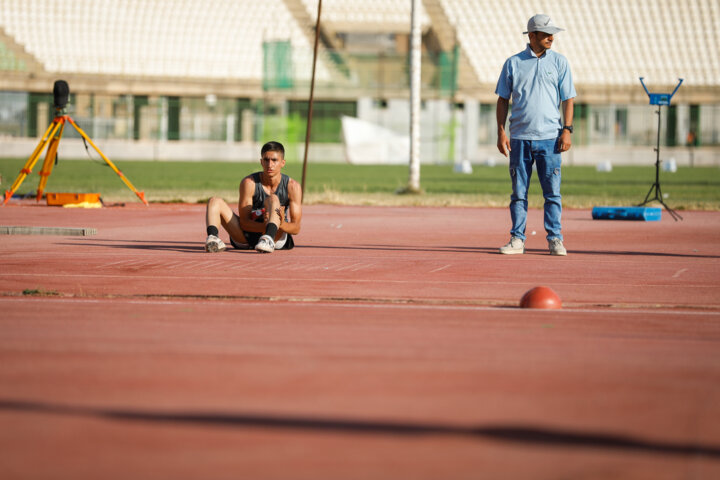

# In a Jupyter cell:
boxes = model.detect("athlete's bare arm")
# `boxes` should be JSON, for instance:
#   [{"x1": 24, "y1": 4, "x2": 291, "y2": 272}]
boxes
[
  {"x1": 279, "y1": 178, "x2": 302, "y2": 235},
  {"x1": 236, "y1": 176, "x2": 266, "y2": 233}
]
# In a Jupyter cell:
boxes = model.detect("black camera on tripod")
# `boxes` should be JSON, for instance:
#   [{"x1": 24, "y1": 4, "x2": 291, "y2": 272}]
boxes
[
  {"x1": 2, "y1": 79, "x2": 148, "y2": 206},
  {"x1": 52, "y1": 80, "x2": 70, "y2": 115}
]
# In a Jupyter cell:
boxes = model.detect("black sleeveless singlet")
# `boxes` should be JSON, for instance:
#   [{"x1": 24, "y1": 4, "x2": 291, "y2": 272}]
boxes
[
  {"x1": 250, "y1": 172, "x2": 290, "y2": 211},
  {"x1": 235, "y1": 172, "x2": 294, "y2": 249}
]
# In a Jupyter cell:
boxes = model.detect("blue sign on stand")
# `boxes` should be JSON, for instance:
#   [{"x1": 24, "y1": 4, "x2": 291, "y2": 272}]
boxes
[
  {"x1": 639, "y1": 77, "x2": 683, "y2": 105},
  {"x1": 634, "y1": 77, "x2": 684, "y2": 221}
]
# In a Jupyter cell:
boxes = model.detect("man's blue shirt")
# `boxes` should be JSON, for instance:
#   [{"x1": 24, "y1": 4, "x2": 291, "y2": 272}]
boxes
[{"x1": 495, "y1": 44, "x2": 576, "y2": 140}]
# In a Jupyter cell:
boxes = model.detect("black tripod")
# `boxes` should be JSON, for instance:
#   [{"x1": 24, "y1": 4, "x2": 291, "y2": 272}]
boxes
[
  {"x1": 638, "y1": 103, "x2": 682, "y2": 220},
  {"x1": 638, "y1": 77, "x2": 683, "y2": 221}
]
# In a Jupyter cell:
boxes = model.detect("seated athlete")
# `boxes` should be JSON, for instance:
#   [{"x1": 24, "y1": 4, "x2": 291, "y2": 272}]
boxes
[{"x1": 204, "y1": 141, "x2": 302, "y2": 253}]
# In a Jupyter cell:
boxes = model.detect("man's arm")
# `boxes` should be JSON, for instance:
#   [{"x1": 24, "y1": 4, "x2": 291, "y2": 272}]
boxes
[
  {"x1": 236, "y1": 177, "x2": 265, "y2": 233},
  {"x1": 496, "y1": 96, "x2": 510, "y2": 157},
  {"x1": 279, "y1": 178, "x2": 302, "y2": 235},
  {"x1": 559, "y1": 98, "x2": 575, "y2": 152}
]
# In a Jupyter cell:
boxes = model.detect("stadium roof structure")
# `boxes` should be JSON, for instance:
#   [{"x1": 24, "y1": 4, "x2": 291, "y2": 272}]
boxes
[{"x1": 0, "y1": 0, "x2": 718, "y2": 103}]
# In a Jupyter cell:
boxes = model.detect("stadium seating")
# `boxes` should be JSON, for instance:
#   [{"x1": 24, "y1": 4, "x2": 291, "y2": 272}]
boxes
[
  {"x1": 438, "y1": 0, "x2": 720, "y2": 87},
  {"x1": 299, "y1": 0, "x2": 431, "y2": 32},
  {"x1": 0, "y1": 0, "x2": 331, "y2": 81},
  {"x1": 0, "y1": 0, "x2": 718, "y2": 89}
]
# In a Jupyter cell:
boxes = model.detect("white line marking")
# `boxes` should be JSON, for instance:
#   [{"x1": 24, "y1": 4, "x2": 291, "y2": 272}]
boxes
[
  {"x1": 96, "y1": 259, "x2": 135, "y2": 268},
  {"x1": 673, "y1": 268, "x2": 688, "y2": 278},
  {"x1": 2, "y1": 296, "x2": 719, "y2": 316},
  {"x1": 164, "y1": 261, "x2": 195, "y2": 269},
  {"x1": 5, "y1": 272, "x2": 718, "y2": 289},
  {"x1": 334, "y1": 263, "x2": 367, "y2": 272},
  {"x1": 350, "y1": 264, "x2": 375, "y2": 272},
  {"x1": 429, "y1": 264, "x2": 451, "y2": 273}
]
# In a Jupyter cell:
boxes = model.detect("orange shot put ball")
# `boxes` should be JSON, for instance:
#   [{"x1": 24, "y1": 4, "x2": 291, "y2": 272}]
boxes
[{"x1": 520, "y1": 286, "x2": 562, "y2": 309}]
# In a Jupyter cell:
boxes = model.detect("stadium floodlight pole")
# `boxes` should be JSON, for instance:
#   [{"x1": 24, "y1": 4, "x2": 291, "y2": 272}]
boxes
[
  {"x1": 301, "y1": 0, "x2": 322, "y2": 201},
  {"x1": 406, "y1": 0, "x2": 422, "y2": 193}
]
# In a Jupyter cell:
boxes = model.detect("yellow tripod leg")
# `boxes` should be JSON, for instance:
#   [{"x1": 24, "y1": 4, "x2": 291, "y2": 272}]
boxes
[
  {"x1": 36, "y1": 118, "x2": 66, "y2": 201},
  {"x1": 67, "y1": 117, "x2": 148, "y2": 205},
  {"x1": 3, "y1": 119, "x2": 63, "y2": 205}
]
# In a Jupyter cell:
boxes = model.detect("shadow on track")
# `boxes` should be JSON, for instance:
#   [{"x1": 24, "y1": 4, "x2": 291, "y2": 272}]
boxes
[
  {"x1": 58, "y1": 239, "x2": 720, "y2": 259},
  {"x1": 303, "y1": 244, "x2": 720, "y2": 259},
  {"x1": 58, "y1": 238, "x2": 203, "y2": 253},
  {"x1": 2, "y1": 398, "x2": 719, "y2": 458}
]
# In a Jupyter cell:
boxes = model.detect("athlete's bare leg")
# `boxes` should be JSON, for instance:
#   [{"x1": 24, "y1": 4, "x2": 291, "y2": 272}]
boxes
[
  {"x1": 206, "y1": 196, "x2": 248, "y2": 244},
  {"x1": 262, "y1": 194, "x2": 285, "y2": 241}
]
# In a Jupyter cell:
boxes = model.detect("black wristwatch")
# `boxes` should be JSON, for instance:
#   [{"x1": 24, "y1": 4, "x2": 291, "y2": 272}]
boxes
[{"x1": 562, "y1": 125, "x2": 573, "y2": 133}]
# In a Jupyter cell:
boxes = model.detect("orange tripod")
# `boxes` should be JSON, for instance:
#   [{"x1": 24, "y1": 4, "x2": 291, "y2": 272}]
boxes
[{"x1": 3, "y1": 111, "x2": 147, "y2": 206}]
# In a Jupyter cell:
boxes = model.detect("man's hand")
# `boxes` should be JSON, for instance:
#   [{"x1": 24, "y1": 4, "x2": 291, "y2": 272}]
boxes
[
  {"x1": 558, "y1": 130, "x2": 572, "y2": 152},
  {"x1": 497, "y1": 131, "x2": 511, "y2": 157},
  {"x1": 559, "y1": 98, "x2": 574, "y2": 153}
]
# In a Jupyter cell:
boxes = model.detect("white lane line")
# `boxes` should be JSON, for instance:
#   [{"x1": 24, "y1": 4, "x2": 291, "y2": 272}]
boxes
[
  {"x1": 334, "y1": 263, "x2": 368, "y2": 272},
  {"x1": 4, "y1": 272, "x2": 718, "y2": 290},
  {"x1": 429, "y1": 264, "x2": 451, "y2": 273},
  {"x1": 2, "y1": 296, "x2": 719, "y2": 317},
  {"x1": 673, "y1": 268, "x2": 688, "y2": 278}
]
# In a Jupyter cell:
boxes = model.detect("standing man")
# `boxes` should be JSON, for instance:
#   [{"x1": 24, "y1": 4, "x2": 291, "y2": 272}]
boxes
[
  {"x1": 496, "y1": 14, "x2": 576, "y2": 256},
  {"x1": 204, "y1": 141, "x2": 302, "y2": 253}
]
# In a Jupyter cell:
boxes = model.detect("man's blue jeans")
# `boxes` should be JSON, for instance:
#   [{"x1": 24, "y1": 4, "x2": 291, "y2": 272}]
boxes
[{"x1": 508, "y1": 137, "x2": 563, "y2": 242}]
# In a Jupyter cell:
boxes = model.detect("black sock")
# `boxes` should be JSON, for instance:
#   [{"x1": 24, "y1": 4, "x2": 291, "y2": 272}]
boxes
[
  {"x1": 264, "y1": 223, "x2": 278, "y2": 239},
  {"x1": 207, "y1": 225, "x2": 219, "y2": 236}
]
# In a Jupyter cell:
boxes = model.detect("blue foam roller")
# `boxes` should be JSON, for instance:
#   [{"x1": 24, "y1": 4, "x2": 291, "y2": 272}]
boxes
[{"x1": 592, "y1": 206, "x2": 662, "y2": 221}]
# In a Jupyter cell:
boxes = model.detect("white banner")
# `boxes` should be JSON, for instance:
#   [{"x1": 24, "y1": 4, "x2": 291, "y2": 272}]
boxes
[{"x1": 340, "y1": 116, "x2": 409, "y2": 165}]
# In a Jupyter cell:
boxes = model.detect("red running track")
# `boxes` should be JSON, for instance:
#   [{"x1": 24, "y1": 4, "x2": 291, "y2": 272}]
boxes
[{"x1": 1, "y1": 203, "x2": 719, "y2": 479}]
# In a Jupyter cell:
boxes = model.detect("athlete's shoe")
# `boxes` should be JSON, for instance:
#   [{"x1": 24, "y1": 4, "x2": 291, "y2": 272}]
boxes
[
  {"x1": 255, "y1": 234, "x2": 275, "y2": 253},
  {"x1": 499, "y1": 237, "x2": 525, "y2": 254},
  {"x1": 205, "y1": 234, "x2": 226, "y2": 253},
  {"x1": 548, "y1": 238, "x2": 567, "y2": 256}
]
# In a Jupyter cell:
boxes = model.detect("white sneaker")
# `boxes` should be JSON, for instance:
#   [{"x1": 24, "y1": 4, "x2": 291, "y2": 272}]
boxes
[
  {"x1": 255, "y1": 234, "x2": 275, "y2": 253},
  {"x1": 205, "y1": 234, "x2": 226, "y2": 253},
  {"x1": 499, "y1": 237, "x2": 525, "y2": 254},
  {"x1": 548, "y1": 238, "x2": 567, "y2": 256}
]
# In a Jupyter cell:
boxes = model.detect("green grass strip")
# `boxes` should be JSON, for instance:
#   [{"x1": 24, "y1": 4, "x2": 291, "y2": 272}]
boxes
[{"x1": 2, "y1": 158, "x2": 719, "y2": 210}]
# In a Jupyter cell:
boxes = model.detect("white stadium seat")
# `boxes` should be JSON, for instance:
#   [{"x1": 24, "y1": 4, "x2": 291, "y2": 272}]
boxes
[
  {"x1": 0, "y1": 0, "x2": 333, "y2": 81},
  {"x1": 438, "y1": 0, "x2": 719, "y2": 87},
  {"x1": 0, "y1": 0, "x2": 717, "y2": 88}
]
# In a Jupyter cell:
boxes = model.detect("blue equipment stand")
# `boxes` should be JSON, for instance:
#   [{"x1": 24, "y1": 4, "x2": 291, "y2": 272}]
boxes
[
  {"x1": 637, "y1": 77, "x2": 683, "y2": 221},
  {"x1": 592, "y1": 206, "x2": 661, "y2": 221}
]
